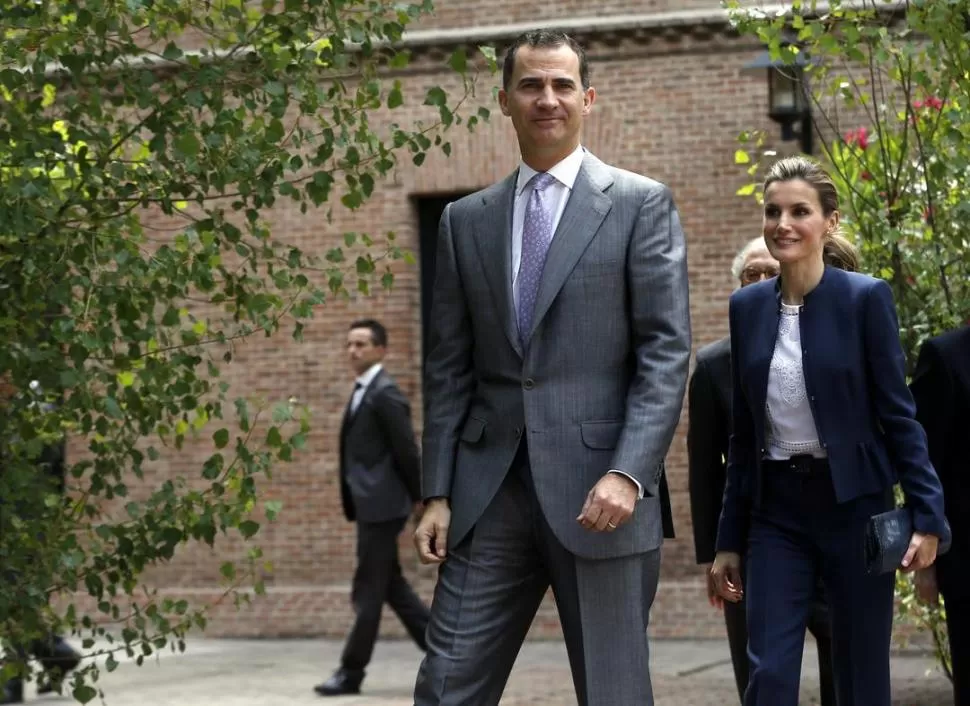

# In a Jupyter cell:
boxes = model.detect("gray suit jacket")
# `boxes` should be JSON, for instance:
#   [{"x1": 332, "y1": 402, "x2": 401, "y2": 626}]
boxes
[
  {"x1": 340, "y1": 369, "x2": 421, "y2": 524},
  {"x1": 422, "y1": 152, "x2": 691, "y2": 559}
]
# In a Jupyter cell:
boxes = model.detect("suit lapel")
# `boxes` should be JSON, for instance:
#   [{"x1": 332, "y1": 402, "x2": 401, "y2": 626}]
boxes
[
  {"x1": 472, "y1": 172, "x2": 522, "y2": 357},
  {"x1": 529, "y1": 155, "x2": 613, "y2": 338}
]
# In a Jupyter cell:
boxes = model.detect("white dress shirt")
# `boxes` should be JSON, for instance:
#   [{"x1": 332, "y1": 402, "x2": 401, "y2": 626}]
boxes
[
  {"x1": 510, "y1": 145, "x2": 645, "y2": 500},
  {"x1": 765, "y1": 304, "x2": 826, "y2": 460},
  {"x1": 350, "y1": 362, "x2": 383, "y2": 415}
]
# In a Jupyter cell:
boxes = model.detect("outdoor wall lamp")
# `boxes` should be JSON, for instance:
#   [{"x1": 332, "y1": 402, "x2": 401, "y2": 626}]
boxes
[{"x1": 743, "y1": 42, "x2": 816, "y2": 155}]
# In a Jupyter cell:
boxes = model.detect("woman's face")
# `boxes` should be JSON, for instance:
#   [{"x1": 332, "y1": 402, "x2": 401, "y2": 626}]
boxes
[{"x1": 762, "y1": 178, "x2": 839, "y2": 266}]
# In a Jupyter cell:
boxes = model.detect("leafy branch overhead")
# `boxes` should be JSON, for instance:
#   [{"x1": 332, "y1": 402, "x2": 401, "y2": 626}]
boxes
[{"x1": 0, "y1": 0, "x2": 495, "y2": 701}]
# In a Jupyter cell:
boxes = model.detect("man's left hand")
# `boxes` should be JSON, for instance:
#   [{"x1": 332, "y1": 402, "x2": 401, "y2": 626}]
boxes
[{"x1": 577, "y1": 473, "x2": 638, "y2": 532}]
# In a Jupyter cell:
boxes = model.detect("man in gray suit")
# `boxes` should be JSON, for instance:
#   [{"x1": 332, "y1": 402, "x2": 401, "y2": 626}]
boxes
[
  {"x1": 315, "y1": 319, "x2": 429, "y2": 697},
  {"x1": 412, "y1": 30, "x2": 691, "y2": 706}
]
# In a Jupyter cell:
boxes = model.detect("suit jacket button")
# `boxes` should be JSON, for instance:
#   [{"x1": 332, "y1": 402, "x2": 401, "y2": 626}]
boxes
[
  {"x1": 523, "y1": 378, "x2": 535, "y2": 390},
  {"x1": 514, "y1": 426, "x2": 523, "y2": 437}
]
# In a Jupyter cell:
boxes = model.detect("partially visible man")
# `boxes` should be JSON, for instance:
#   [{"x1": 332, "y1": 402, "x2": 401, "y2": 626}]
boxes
[
  {"x1": 413, "y1": 29, "x2": 690, "y2": 706},
  {"x1": 314, "y1": 319, "x2": 429, "y2": 697},
  {"x1": 687, "y1": 237, "x2": 835, "y2": 705},
  {"x1": 2, "y1": 382, "x2": 82, "y2": 705},
  {"x1": 911, "y1": 324, "x2": 970, "y2": 706}
]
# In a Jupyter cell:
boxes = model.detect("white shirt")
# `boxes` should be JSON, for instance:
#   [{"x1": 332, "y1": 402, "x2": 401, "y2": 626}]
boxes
[
  {"x1": 350, "y1": 363, "x2": 383, "y2": 415},
  {"x1": 765, "y1": 304, "x2": 826, "y2": 460},
  {"x1": 511, "y1": 144, "x2": 586, "y2": 312},
  {"x1": 509, "y1": 145, "x2": 644, "y2": 500}
]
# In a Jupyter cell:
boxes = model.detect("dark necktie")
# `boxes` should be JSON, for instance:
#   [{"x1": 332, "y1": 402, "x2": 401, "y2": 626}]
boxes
[{"x1": 347, "y1": 381, "x2": 363, "y2": 417}]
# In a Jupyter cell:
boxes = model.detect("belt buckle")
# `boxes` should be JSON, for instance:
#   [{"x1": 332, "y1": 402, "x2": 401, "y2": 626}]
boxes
[{"x1": 788, "y1": 454, "x2": 813, "y2": 474}]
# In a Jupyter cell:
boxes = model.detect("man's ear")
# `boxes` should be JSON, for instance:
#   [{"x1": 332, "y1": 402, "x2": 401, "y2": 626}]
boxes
[
  {"x1": 582, "y1": 86, "x2": 596, "y2": 116},
  {"x1": 498, "y1": 88, "x2": 511, "y2": 117}
]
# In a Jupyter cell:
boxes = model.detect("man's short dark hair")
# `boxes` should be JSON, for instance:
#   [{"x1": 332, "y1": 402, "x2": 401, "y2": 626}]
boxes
[
  {"x1": 349, "y1": 318, "x2": 387, "y2": 347},
  {"x1": 502, "y1": 30, "x2": 590, "y2": 91}
]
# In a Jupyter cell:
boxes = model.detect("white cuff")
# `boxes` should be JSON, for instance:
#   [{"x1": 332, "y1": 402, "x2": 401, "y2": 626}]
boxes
[{"x1": 608, "y1": 469, "x2": 644, "y2": 500}]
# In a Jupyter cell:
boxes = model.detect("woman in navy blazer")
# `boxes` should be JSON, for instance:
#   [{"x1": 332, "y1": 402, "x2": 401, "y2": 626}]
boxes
[{"x1": 711, "y1": 157, "x2": 948, "y2": 706}]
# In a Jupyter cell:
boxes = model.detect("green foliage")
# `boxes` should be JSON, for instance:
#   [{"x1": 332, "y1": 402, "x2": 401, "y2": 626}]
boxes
[
  {"x1": 728, "y1": 0, "x2": 970, "y2": 680},
  {"x1": 0, "y1": 0, "x2": 495, "y2": 697}
]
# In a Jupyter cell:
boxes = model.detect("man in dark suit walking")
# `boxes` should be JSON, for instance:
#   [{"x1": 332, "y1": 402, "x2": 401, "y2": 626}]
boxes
[
  {"x1": 412, "y1": 30, "x2": 691, "y2": 705},
  {"x1": 911, "y1": 324, "x2": 970, "y2": 706},
  {"x1": 687, "y1": 237, "x2": 835, "y2": 705},
  {"x1": 314, "y1": 319, "x2": 429, "y2": 697}
]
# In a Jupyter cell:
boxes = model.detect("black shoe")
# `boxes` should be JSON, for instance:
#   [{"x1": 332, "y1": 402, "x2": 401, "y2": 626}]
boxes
[
  {"x1": 313, "y1": 668, "x2": 365, "y2": 696},
  {"x1": 0, "y1": 678, "x2": 23, "y2": 705}
]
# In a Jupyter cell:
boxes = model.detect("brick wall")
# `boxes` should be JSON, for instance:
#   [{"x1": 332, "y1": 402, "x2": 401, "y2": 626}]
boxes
[
  {"x1": 418, "y1": 0, "x2": 757, "y2": 31},
  {"x1": 73, "y1": 7, "x2": 796, "y2": 642}
]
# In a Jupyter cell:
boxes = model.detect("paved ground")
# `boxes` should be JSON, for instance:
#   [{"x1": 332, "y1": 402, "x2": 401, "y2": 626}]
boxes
[{"x1": 17, "y1": 637, "x2": 953, "y2": 705}]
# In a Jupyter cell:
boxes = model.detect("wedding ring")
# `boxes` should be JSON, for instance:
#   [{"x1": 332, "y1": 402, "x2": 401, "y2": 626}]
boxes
[{"x1": 607, "y1": 521, "x2": 617, "y2": 530}]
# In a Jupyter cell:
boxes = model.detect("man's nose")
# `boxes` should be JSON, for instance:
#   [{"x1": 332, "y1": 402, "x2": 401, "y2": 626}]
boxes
[{"x1": 537, "y1": 85, "x2": 557, "y2": 107}]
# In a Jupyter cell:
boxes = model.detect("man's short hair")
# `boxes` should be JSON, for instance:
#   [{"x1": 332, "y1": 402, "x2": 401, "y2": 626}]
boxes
[
  {"x1": 502, "y1": 30, "x2": 590, "y2": 91},
  {"x1": 349, "y1": 318, "x2": 387, "y2": 347},
  {"x1": 730, "y1": 237, "x2": 769, "y2": 281}
]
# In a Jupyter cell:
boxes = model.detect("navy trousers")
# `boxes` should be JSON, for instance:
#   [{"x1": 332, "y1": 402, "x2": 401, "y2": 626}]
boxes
[{"x1": 744, "y1": 464, "x2": 894, "y2": 706}]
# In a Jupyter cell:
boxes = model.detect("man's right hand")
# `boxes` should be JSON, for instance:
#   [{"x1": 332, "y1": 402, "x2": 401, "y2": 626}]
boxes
[{"x1": 414, "y1": 498, "x2": 451, "y2": 564}]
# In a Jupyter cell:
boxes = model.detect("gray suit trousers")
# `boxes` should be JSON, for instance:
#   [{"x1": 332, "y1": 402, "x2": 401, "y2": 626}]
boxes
[{"x1": 413, "y1": 446, "x2": 661, "y2": 705}]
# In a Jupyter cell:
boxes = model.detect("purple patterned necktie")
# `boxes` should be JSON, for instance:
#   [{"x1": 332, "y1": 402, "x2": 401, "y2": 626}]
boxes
[{"x1": 517, "y1": 171, "x2": 557, "y2": 345}]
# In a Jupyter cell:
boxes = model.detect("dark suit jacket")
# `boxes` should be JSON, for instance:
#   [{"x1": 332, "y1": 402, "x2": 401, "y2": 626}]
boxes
[
  {"x1": 716, "y1": 267, "x2": 948, "y2": 554},
  {"x1": 687, "y1": 336, "x2": 731, "y2": 564},
  {"x1": 339, "y1": 369, "x2": 421, "y2": 524},
  {"x1": 911, "y1": 325, "x2": 970, "y2": 600}
]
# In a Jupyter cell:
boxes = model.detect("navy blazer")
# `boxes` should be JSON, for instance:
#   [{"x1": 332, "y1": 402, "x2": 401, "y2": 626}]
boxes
[{"x1": 715, "y1": 266, "x2": 948, "y2": 554}]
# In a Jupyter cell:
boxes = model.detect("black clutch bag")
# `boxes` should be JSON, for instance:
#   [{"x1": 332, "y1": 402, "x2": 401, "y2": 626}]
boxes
[{"x1": 864, "y1": 507, "x2": 952, "y2": 575}]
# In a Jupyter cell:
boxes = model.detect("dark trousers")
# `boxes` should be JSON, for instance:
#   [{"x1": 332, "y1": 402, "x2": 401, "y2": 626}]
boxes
[
  {"x1": 744, "y1": 465, "x2": 895, "y2": 706},
  {"x1": 413, "y1": 445, "x2": 661, "y2": 706},
  {"x1": 340, "y1": 517, "x2": 429, "y2": 672},
  {"x1": 946, "y1": 593, "x2": 970, "y2": 706},
  {"x1": 724, "y1": 572, "x2": 836, "y2": 705}
]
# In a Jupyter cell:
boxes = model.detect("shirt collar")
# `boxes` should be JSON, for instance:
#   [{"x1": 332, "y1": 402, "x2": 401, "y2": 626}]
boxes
[
  {"x1": 515, "y1": 144, "x2": 586, "y2": 197},
  {"x1": 355, "y1": 362, "x2": 383, "y2": 389}
]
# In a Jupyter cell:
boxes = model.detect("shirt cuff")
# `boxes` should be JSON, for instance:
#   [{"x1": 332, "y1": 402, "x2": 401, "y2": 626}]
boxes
[{"x1": 608, "y1": 469, "x2": 644, "y2": 500}]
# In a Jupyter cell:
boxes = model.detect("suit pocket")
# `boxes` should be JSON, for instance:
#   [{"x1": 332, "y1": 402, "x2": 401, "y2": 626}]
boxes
[
  {"x1": 580, "y1": 420, "x2": 623, "y2": 449},
  {"x1": 460, "y1": 415, "x2": 486, "y2": 444}
]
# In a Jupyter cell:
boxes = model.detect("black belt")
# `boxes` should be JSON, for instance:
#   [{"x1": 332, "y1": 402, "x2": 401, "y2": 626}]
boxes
[{"x1": 762, "y1": 454, "x2": 829, "y2": 475}]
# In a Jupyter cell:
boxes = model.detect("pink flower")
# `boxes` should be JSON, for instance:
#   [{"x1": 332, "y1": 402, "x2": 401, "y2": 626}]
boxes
[
  {"x1": 912, "y1": 96, "x2": 944, "y2": 112},
  {"x1": 844, "y1": 127, "x2": 869, "y2": 149},
  {"x1": 861, "y1": 171, "x2": 873, "y2": 181}
]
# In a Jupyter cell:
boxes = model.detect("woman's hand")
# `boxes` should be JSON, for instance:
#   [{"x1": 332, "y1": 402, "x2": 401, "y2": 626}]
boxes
[
  {"x1": 900, "y1": 531, "x2": 939, "y2": 573},
  {"x1": 711, "y1": 551, "x2": 744, "y2": 603}
]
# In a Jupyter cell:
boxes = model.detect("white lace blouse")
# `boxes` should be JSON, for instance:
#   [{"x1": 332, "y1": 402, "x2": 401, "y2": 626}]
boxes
[{"x1": 765, "y1": 303, "x2": 827, "y2": 460}]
